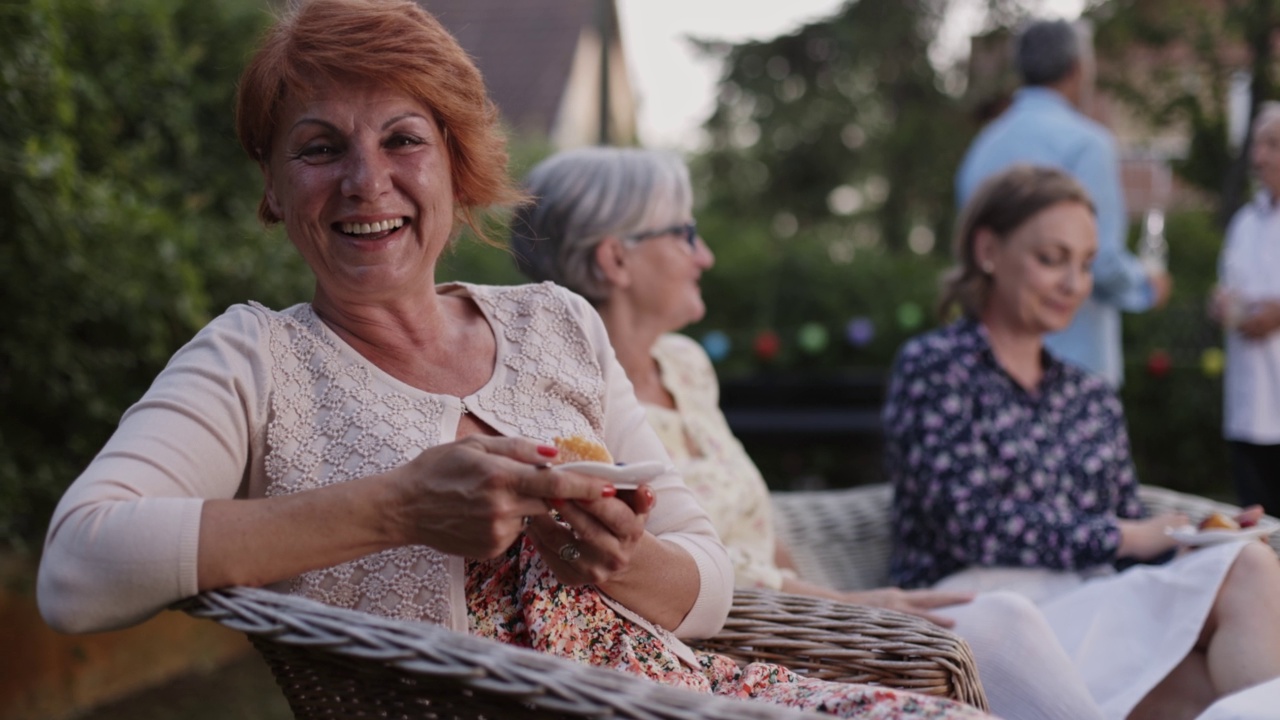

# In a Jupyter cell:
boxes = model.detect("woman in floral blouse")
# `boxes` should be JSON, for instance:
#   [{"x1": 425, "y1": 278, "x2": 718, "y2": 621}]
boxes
[{"x1": 885, "y1": 164, "x2": 1280, "y2": 718}]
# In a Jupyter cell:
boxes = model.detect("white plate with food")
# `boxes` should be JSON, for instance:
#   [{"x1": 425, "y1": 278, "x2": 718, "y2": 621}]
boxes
[
  {"x1": 553, "y1": 461, "x2": 673, "y2": 489},
  {"x1": 1166, "y1": 519, "x2": 1280, "y2": 547}
]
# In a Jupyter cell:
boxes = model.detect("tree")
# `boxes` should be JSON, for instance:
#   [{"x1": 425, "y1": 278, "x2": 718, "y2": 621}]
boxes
[
  {"x1": 695, "y1": 0, "x2": 964, "y2": 255},
  {"x1": 1088, "y1": 0, "x2": 1280, "y2": 223},
  {"x1": 0, "y1": 0, "x2": 312, "y2": 550}
]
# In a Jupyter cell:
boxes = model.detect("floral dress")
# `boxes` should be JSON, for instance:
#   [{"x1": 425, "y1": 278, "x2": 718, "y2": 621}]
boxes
[{"x1": 467, "y1": 536, "x2": 992, "y2": 719}]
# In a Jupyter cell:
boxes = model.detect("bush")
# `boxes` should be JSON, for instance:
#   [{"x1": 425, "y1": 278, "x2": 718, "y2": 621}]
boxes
[
  {"x1": 0, "y1": 0, "x2": 311, "y2": 552},
  {"x1": 1119, "y1": 209, "x2": 1232, "y2": 500}
]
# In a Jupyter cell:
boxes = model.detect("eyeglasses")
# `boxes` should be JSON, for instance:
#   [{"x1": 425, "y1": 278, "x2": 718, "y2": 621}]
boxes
[{"x1": 625, "y1": 221, "x2": 699, "y2": 252}]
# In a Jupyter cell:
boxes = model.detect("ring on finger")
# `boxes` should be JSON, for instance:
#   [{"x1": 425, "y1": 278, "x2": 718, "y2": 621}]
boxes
[{"x1": 558, "y1": 542, "x2": 582, "y2": 562}]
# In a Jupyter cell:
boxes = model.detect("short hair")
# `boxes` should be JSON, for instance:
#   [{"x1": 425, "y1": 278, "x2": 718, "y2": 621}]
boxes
[
  {"x1": 509, "y1": 147, "x2": 692, "y2": 303},
  {"x1": 235, "y1": 0, "x2": 522, "y2": 239},
  {"x1": 1015, "y1": 19, "x2": 1084, "y2": 86},
  {"x1": 1253, "y1": 101, "x2": 1280, "y2": 139},
  {"x1": 938, "y1": 164, "x2": 1095, "y2": 320}
]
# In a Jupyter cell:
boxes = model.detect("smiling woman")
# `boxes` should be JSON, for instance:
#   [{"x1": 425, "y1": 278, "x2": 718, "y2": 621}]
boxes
[
  {"x1": 33, "y1": 1, "x2": 991, "y2": 718},
  {"x1": 887, "y1": 164, "x2": 1280, "y2": 718}
]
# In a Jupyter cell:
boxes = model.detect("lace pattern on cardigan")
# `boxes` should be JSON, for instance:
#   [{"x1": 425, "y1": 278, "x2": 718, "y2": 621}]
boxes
[
  {"x1": 254, "y1": 285, "x2": 609, "y2": 624},
  {"x1": 468, "y1": 283, "x2": 605, "y2": 442},
  {"x1": 262, "y1": 304, "x2": 452, "y2": 624}
]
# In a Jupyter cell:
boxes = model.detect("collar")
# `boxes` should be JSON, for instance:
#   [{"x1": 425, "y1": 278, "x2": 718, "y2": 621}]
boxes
[
  {"x1": 1250, "y1": 189, "x2": 1280, "y2": 213},
  {"x1": 956, "y1": 317, "x2": 1064, "y2": 391},
  {"x1": 1013, "y1": 86, "x2": 1074, "y2": 111}
]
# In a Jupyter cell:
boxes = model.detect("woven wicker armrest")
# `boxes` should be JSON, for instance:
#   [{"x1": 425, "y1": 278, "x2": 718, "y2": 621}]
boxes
[
  {"x1": 694, "y1": 589, "x2": 988, "y2": 710},
  {"x1": 179, "y1": 586, "x2": 825, "y2": 720},
  {"x1": 772, "y1": 484, "x2": 896, "y2": 592}
]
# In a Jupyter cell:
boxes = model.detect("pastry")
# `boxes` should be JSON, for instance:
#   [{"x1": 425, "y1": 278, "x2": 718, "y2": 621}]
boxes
[
  {"x1": 553, "y1": 435, "x2": 613, "y2": 464},
  {"x1": 1198, "y1": 511, "x2": 1241, "y2": 532}
]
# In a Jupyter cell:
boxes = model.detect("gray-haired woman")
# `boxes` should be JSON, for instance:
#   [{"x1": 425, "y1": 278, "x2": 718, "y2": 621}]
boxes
[{"x1": 512, "y1": 146, "x2": 1107, "y2": 720}]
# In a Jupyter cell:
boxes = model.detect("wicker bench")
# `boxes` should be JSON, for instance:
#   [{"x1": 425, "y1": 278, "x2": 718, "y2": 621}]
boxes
[
  {"x1": 178, "y1": 584, "x2": 988, "y2": 719},
  {"x1": 772, "y1": 482, "x2": 1280, "y2": 592}
]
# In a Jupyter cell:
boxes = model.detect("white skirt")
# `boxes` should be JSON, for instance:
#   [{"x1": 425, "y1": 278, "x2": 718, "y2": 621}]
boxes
[{"x1": 936, "y1": 541, "x2": 1248, "y2": 720}]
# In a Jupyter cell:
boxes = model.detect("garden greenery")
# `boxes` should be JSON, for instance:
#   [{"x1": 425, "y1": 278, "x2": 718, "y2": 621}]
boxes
[
  {"x1": 0, "y1": 0, "x2": 311, "y2": 551},
  {"x1": 0, "y1": 0, "x2": 1244, "y2": 554}
]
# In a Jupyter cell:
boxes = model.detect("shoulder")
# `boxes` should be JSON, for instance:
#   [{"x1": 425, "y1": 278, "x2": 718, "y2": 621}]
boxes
[
  {"x1": 459, "y1": 281, "x2": 602, "y2": 330},
  {"x1": 654, "y1": 332, "x2": 719, "y2": 393},
  {"x1": 655, "y1": 333, "x2": 712, "y2": 370},
  {"x1": 892, "y1": 322, "x2": 981, "y2": 379},
  {"x1": 1227, "y1": 197, "x2": 1269, "y2": 238},
  {"x1": 459, "y1": 280, "x2": 584, "y2": 311},
  {"x1": 187, "y1": 301, "x2": 291, "y2": 348},
  {"x1": 1054, "y1": 360, "x2": 1125, "y2": 415}
]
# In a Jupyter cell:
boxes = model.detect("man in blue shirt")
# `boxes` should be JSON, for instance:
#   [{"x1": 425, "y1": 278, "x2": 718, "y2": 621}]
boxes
[{"x1": 955, "y1": 19, "x2": 1171, "y2": 387}]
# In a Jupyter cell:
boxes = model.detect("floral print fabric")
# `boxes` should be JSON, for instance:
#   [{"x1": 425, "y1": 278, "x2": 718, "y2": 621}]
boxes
[
  {"x1": 467, "y1": 535, "x2": 991, "y2": 719},
  {"x1": 646, "y1": 334, "x2": 792, "y2": 590},
  {"x1": 884, "y1": 319, "x2": 1144, "y2": 589}
]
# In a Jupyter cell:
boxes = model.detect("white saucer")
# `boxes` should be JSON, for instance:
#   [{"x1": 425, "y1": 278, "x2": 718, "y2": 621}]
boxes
[
  {"x1": 1165, "y1": 519, "x2": 1280, "y2": 546},
  {"x1": 553, "y1": 460, "x2": 672, "y2": 489}
]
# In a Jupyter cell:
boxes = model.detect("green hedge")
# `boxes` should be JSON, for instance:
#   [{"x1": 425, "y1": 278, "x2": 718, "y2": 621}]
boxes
[
  {"x1": 1118, "y1": 210, "x2": 1232, "y2": 500},
  {"x1": 0, "y1": 0, "x2": 1241, "y2": 553},
  {"x1": 0, "y1": 0, "x2": 311, "y2": 552}
]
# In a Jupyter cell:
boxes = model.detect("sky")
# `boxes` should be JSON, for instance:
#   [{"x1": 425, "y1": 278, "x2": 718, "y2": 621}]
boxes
[{"x1": 616, "y1": 0, "x2": 1085, "y2": 152}]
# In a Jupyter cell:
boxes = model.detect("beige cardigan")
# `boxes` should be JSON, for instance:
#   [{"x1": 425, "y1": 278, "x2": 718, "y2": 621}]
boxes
[{"x1": 39, "y1": 282, "x2": 732, "y2": 640}]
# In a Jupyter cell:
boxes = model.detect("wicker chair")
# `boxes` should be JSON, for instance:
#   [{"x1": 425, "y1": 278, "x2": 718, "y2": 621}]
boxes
[
  {"x1": 772, "y1": 482, "x2": 1280, "y2": 593},
  {"x1": 178, "y1": 584, "x2": 988, "y2": 720}
]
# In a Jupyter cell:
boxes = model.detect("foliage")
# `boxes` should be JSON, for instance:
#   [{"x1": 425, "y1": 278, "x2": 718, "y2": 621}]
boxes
[
  {"x1": 1089, "y1": 0, "x2": 1279, "y2": 220},
  {"x1": 1119, "y1": 210, "x2": 1231, "y2": 499},
  {"x1": 0, "y1": 0, "x2": 310, "y2": 552},
  {"x1": 693, "y1": 0, "x2": 966, "y2": 257}
]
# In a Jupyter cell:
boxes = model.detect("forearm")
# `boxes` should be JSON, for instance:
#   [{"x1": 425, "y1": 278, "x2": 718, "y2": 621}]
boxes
[
  {"x1": 198, "y1": 474, "x2": 399, "y2": 591},
  {"x1": 600, "y1": 535, "x2": 701, "y2": 631},
  {"x1": 780, "y1": 574, "x2": 843, "y2": 601}
]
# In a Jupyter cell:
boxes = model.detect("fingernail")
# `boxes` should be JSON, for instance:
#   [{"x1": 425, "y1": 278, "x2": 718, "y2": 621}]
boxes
[
  {"x1": 537, "y1": 445, "x2": 559, "y2": 458},
  {"x1": 601, "y1": 485, "x2": 617, "y2": 499},
  {"x1": 549, "y1": 498, "x2": 565, "y2": 509}
]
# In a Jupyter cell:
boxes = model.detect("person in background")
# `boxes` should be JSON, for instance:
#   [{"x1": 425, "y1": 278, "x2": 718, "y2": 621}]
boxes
[
  {"x1": 955, "y1": 18, "x2": 1171, "y2": 387},
  {"x1": 887, "y1": 163, "x2": 1280, "y2": 719},
  {"x1": 36, "y1": 2, "x2": 992, "y2": 717},
  {"x1": 1211, "y1": 101, "x2": 1280, "y2": 514},
  {"x1": 512, "y1": 145, "x2": 1112, "y2": 720}
]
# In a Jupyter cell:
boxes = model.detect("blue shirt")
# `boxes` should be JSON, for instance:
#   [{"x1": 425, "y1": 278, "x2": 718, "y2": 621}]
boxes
[
  {"x1": 955, "y1": 88, "x2": 1155, "y2": 387},
  {"x1": 883, "y1": 319, "x2": 1145, "y2": 589}
]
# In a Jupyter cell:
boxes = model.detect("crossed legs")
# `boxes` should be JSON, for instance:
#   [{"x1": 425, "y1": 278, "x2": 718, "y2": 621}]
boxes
[{"x1": 1131, "y1": 541, "x2": 1280, "y2": 720}]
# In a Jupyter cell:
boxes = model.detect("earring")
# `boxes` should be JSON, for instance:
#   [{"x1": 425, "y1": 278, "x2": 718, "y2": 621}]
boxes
[{"x1": 980, "y1": 262, "x2": 995, "y2": 274}]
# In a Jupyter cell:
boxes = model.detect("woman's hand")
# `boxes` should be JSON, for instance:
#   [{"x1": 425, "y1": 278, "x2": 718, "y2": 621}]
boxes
[
  {"x1": 839, "y1": 587, "x2": 974, "y2": 628},
  {"x1": 524, "y1": 484, "x2": 656, "y2": 586},
  {"x1": 1237, "y1": 299, "x2": 1280, "y2": 339},
  {"x1": 1236, "y1": 504, "x2": 1266, "y2": 528},
  {"x1": 388, "y1": 435, "x2": 613, "y2": 559},
  {"x1": 1117, "y1": 512, "x2": 1187, "y2": 560}
]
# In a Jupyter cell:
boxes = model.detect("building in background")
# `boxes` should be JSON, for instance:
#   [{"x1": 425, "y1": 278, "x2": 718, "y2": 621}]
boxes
[{"x1": 423, "y1": 0, "x2": 637, "y2": 148}]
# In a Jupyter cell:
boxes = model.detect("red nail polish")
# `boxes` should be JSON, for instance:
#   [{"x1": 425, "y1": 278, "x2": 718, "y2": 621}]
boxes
[
  {"x1": 549, "y1": 498, "x2": 565, "y2": 509},
  {"x1": 537, "y1": 445, "x2": 559, "y2": 458},
  {"x1": 601, "y1": 485, "x2": 617, "y2": 499}
]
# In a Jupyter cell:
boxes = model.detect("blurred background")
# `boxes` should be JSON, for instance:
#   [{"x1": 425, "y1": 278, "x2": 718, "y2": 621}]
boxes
[{"x1": 3, "y1": 0, "x2": 1276, "y2": 717}]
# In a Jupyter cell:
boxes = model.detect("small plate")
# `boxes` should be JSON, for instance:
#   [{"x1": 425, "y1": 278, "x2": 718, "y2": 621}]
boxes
[
  {"x1": 553, "y1": 460, "x2": 672, "y2": 489},
  {"x1": 1166, "y1": 519, "x2": 1280, "y2": 547}
]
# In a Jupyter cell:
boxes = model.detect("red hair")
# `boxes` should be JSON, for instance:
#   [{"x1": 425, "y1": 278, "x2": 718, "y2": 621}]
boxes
[{"x1": 235, "y1": 0, "x2": 522, "y2": 240}]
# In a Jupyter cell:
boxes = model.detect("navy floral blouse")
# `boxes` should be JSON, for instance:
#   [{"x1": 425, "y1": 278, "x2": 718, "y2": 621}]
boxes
[{"x1": 883, "y1": 319, "x2": 1145, "y2": 589}]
